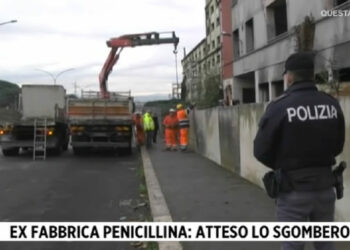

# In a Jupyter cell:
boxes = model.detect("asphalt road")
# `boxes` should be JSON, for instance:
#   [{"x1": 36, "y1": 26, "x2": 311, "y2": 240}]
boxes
[{"x1": 0, "y1": 148, "x2": 149, "y2": 250}]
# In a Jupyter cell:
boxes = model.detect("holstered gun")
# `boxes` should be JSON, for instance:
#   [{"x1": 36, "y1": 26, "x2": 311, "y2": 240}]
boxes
[
  {"x1": 262, "y1": 169, "x2": 282, "y2": 199},
  {"x1": 334, "y1": 161, "x2": 347, "y2": 200}
]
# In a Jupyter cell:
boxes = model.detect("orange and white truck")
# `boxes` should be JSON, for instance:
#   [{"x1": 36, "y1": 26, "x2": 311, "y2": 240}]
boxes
[{"x1": 67, "y1": 91, "x2": 134, "y2": 155}]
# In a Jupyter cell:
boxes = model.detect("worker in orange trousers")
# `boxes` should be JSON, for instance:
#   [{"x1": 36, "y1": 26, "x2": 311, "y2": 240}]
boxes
[
  {"x1": 162, "y1": 109, "x2": 178, "y2": 151},
  {"x1": 132, "y1": 112, "x2": 144, "y2": 149},
  {"x1": 176, "y1": 103, "x2": 189, "y2": 151}
]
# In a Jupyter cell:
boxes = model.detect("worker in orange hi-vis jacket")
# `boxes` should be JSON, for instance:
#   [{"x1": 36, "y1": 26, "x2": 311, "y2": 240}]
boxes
[
  {"x1": 132, "y1": 112, "x2": 144, "y2": 149},
  {"x1": 176, "y1": 103, "x2": 190, "y2": 151},
  {"x1": 162, "y1": 109, "x2": 178, "y2": 151}
]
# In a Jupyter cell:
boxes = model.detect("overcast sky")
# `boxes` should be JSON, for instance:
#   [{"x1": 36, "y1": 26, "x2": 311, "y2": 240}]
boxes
[{"x1": 0, "y1": 0, "x2": 205, "y2": 97}]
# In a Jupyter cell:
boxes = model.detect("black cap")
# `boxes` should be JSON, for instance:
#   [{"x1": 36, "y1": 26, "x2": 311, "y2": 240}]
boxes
[{"x1": 283, "y1": 52, "x2": 315, "y2": 75}]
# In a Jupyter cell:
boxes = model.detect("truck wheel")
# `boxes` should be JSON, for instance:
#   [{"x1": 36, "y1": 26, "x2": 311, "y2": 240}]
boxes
[{"x1": 2, "y1": 147, "x2": 20, "y2": 157}]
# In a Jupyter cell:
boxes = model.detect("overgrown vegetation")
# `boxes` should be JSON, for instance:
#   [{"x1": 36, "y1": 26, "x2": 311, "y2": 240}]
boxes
[
  {"x1": 0, "y1": 80, "x2": 20, "y2": 107},
  {"x1": 295, "y1": 16, "x2": 345, "y2": 97},
  {"x1": 144, "y1": 99, "x2": 188, "y2": 117},
  {"x1": 195, "y1": 73, "x2": 221, "y2": 109},
  {"x1": 295, "y1": 16, "x2": 315, "y2": 52}
]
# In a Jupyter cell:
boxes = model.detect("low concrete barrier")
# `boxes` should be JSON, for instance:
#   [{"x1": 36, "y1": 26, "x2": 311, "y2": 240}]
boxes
[{"x1": 189, "y1": 96, "x2": 350, "y2": 221}]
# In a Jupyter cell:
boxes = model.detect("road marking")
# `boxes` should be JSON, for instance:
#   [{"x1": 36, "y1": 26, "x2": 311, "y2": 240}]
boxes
[{"x1": 141, "y1": 146, "x2": 183, "y2": 250}]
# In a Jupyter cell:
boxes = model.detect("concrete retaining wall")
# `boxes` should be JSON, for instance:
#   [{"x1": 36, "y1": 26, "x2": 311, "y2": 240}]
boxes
[
  {"x1": 191, "y1": 109, "x2": 221, "y2": 165},
  {"x1": 189, "y1": 96, "x2": 350, "y2": 221},
  {"x1": 218, "y1": 107, "x2": 240, "y2": 173}
]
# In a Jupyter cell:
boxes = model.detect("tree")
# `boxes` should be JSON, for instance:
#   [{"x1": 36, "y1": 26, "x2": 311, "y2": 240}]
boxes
[{"x1": 196, "y1": 73, "x2": 221, "y2": 109}]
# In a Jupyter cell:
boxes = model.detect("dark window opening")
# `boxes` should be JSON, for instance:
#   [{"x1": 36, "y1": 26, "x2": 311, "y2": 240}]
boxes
[
  {"x1": 334, "y1": 0, "x2": 349, "y2": 6},
  {"x1": 272, "y1": 81, "x2": 284, "y2": 98},
  {"x1": 217, "y1": 54, "x2": 220, "y2": 64},
  {"x1": 233, "y1": 29, "x2": 240, "y2": 58},
  {"x1": 242, "y1": 88, "x2": 255, "y2": 103},
  {"x1": 232, "y1": 0, "x2": 238, "y2": 7},
  {"x1": 267, "y1": 0, "x2": 288, "y2": 39},
  {"x1": 259, "y1": 83, "x2": 270, "y2": 102},
  {"x1": 339, "y1": 67, "x2": 350, "y2": 81},
  {"x1": 245, "y1": 18, "x2": 254, "y2": 52}
]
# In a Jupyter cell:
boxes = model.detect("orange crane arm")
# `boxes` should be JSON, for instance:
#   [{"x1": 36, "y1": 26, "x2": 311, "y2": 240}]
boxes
[{"x1": 99, "y1": 31, "x2": 179, "y2": 98}]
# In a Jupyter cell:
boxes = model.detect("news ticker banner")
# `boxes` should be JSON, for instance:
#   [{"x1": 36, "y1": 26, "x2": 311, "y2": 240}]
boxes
[{"x1": 2, "y1": 222, "x2": 350, "y2": 241}]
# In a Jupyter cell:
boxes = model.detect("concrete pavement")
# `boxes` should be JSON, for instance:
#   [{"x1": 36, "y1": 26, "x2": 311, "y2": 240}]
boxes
[{"x1": 144, "y1": 143, "x2": 350, "y2": 250}]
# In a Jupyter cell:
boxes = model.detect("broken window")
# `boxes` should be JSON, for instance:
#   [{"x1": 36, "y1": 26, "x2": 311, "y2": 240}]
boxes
[
  {"x1": 233, "y1": 29, "x2": 240, "y2": 58},
  {"x1": 245, "y1": 18, "x2": 254, "y2": 52},
  {"x1": 216, "y1": 17, "x2": 220, "y2": 27},
  {"x1": 217, "y1": 35, "x2": 220, "y2": 46},
  {"x1": 266, "y1": 0, "x2": 288, "y2": 40}
]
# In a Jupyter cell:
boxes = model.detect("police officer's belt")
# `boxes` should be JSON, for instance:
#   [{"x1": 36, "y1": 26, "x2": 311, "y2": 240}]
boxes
[{"x1": 283, "y1": 167, "x2": 334, "y2": 192}]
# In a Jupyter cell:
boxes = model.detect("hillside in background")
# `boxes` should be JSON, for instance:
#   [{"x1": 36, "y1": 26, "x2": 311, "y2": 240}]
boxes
[{"x1": 0, "y1": 80, "x2": 20, "y2": 107}]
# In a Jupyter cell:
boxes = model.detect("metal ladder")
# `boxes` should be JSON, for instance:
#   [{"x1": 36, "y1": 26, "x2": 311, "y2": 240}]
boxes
[{"x1": 33, "y1": 118, "x2": 47, "y2": 160}]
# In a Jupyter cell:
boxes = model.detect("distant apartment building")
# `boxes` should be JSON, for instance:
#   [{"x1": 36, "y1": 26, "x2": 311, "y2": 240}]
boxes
[
  {"x1": 181, "y1": 39, "x2": 206, "y2": 101},
  {"x1": 182, "y1": 0, "x2": 225, "y2": 103},
  {"x1": 232, "y1": 0, "x2": 350, "y2": 103}
]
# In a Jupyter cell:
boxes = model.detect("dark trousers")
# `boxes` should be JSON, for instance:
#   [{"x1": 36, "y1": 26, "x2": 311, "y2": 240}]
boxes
[
  {"x1": 277, "y1": 188, "x2": 336, "y2": 250},
  {"x1": 145, "y1": 131, "x2": 153, "y2": 148},
  {"x1": 153, "y1": 128, "x2": 158, "y2": 143}
]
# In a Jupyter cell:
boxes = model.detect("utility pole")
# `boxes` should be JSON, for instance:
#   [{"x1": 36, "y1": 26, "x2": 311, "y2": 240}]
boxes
[{"x1": 173, "y1": 48, "x2": 180, "y2": 99}]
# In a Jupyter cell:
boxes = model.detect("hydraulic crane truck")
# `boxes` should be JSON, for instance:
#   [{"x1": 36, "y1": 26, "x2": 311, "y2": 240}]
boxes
[{"x1": 68, "y1": 31, "x2": 179, "y2": 155}]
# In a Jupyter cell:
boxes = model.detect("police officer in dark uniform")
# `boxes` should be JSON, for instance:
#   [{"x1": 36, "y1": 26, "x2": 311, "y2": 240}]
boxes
[{"x1": 254, "y1": 52, "x2": 345, "y2": 250}]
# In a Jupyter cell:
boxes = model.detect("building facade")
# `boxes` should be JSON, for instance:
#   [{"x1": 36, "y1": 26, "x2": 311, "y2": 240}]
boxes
[
  {"x1": 221, "y1": 0, "x2": 234, "y2": 105},
  {"x1": 232, "y1": 0, "x2": 350, "y2": 103},
  {"x1": 181, "y1": 39, "x2": 207, "y2": 101},
  {"x1": 182, "y1": 0, "x2": 224, "y2": 104}
]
